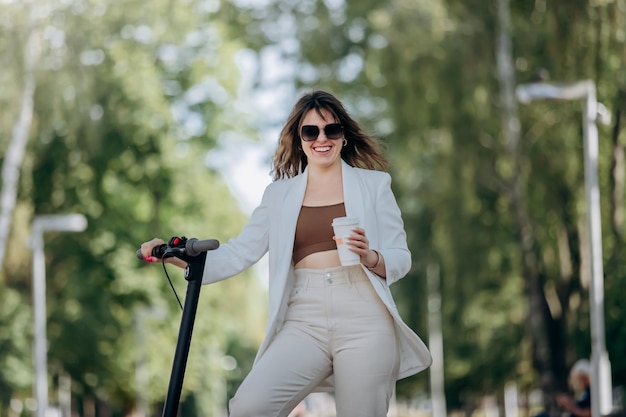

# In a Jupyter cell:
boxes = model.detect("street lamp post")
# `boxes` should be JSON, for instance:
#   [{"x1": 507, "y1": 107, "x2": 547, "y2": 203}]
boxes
[
  {"x1": 516, "y1": 80, "x2": 613, "y2": 417},
  {"x1": 30, "y1": 214, "x2": 87, "y2": 417},
  {"x1": 133, "y1": 306, "x2": 167, "y2": 417},
  {"x1": 427, "y1": 264, "x2": 447, "y2": 417}
]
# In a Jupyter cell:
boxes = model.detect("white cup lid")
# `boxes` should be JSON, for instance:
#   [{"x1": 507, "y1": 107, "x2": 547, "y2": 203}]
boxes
[{"x1": 332, "y1": 217, "x2": 359, "y2": 227}]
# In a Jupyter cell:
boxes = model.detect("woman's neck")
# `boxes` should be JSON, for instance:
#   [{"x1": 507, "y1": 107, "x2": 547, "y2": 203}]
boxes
[
  {"x1": 303, "y1": 161, "x2": 343, "y2": 206},
  {"x1": 307, "y1": 160, "x2": 342, "y2": 183}
]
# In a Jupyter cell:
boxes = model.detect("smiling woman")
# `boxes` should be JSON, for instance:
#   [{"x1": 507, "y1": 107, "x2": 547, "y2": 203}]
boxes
[{"x1": 140, "y1": 90, "x2": 432, "y2": 417}]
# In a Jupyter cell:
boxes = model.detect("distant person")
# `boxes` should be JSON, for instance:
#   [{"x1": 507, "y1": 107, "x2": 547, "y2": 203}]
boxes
[
  {"x1": 140, "y1": 90, "x2": 432, "y2": 416},
  {"x1": 556, "y1": 359, "x2": 591, "y2": 417},
  {"x1": 535, "y1": 359, "x2": 591, "y2": 417}
]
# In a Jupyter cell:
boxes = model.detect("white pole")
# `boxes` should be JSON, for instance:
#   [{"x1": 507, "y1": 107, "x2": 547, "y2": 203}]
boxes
[
  {"x1": 59, "y1": 370, "x2": 71, "y2": 417},
  {"x1": 582, "y1": 85, "x2": 613, "y2": 417},
  {"x1": 30, "y1": 214, "x2": 87, "y2": 417},
  {"x1": 484, "y1": 395, "x2": 500, "y2": 417},
  {"x1": 504, "y1": 382, "x2": 519, "y2": 417},
  {"x1": 134, "y1": 312, "x2": 149, "y2": 417},
  {"x1": 32, "y1": 232, "x2": 48, "y2": 417},
  {"x1": 133, "y1": 307, "x2": 166, "y2": 417},
  {"x1": 516, "y1": 81, "x2": 613, "y2": 417},
  {"x1": 427, "y1": 264, "x2": 447, "y2": 417}
]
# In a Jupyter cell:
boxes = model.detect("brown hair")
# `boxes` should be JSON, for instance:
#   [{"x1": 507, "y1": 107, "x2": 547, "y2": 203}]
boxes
[{"x1": 271, "y1": 90, "x2": 389, "y2": 180}]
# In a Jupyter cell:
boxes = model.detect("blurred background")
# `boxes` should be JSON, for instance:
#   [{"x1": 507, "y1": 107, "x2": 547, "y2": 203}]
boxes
[{"x1": 0, "y1": 0, "x2": 625, "y2": 416}]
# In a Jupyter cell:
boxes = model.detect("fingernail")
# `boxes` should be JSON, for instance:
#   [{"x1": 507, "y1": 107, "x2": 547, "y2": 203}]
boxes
[{"x1": 144, "y1": 256, "x2": 152, "y2": 263}]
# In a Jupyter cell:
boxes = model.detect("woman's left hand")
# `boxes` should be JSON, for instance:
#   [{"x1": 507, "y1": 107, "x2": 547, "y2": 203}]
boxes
[{"x1": 347, "y1": 227, "x2": 379, "y2": 268}]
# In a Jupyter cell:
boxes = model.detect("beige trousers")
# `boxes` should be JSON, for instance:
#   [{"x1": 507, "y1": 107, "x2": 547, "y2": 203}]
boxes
[{"x1": 228, "y1": 265, "x2": 399, "y2": 417}]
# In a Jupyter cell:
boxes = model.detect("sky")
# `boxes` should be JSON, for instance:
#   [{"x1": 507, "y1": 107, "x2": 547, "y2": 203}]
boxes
[
  {"x1": 206, "y1": 136, "x2": 273, "y2": 215},
  {"x1": 205, "y1": 46, "x2": 297, "y2": 215}
]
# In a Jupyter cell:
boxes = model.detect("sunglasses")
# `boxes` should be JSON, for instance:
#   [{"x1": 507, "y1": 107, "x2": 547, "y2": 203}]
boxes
[{"x1": 300, "y1": 123, "x2": 343, "y2": 142}]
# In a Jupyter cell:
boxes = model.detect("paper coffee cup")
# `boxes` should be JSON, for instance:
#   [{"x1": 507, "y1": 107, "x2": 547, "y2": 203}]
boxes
[{"x1": 332, "y1": 217, "x2": 361, "y2": 266}]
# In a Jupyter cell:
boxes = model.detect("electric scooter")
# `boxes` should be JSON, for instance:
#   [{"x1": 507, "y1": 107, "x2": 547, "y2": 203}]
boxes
[{"x1": 136, "y1": 236, "x2": 219, "y2": 417}]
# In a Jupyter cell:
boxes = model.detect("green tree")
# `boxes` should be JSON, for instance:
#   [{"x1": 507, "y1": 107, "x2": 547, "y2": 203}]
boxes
[{"x1": 0, "y1": 0, "x2": 267, "y2": 415}]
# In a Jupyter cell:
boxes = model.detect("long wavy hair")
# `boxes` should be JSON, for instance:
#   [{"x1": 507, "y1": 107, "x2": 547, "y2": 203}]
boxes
[{"x1": 271, "y1": 90, "x2": 389, "y2": 180}]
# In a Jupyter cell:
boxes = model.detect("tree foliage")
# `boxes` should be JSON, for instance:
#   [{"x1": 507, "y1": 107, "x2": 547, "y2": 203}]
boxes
[
  {"x1": 1, "y1": 0, "x2": 625, "y2": 415},
  {"x1": 235, "y1": 0, "x2": 626, "y2": 409}
]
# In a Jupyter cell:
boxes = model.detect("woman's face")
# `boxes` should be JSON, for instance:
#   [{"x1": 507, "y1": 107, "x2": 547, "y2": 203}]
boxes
[{"x1": 299, "y1": 108, "x2": 344, "y2": 169}]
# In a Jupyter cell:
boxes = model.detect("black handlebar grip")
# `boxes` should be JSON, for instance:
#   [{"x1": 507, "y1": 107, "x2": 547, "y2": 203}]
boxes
[{"x1": 185, "y1": 238, "x2": 220, "y2": 256}]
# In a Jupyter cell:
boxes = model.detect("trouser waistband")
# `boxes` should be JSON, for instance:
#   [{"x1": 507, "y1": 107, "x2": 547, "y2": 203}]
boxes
[{"x1": 294, "y1": 265, "x2": 367, "y2": 287}]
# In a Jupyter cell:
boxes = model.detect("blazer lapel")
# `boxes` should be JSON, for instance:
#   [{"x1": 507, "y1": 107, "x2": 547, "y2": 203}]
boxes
[
  {"x1": 341, "y1": 160, "x2": 366, "y2": 228},
  {"x1": 278, "y1": 169, "x2": 308, "y2": 262}
]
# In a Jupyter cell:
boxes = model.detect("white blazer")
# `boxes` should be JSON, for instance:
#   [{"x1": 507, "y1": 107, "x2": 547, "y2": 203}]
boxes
[{"x1": 202, "y1": 160, "x2": 432, "y2": 384}]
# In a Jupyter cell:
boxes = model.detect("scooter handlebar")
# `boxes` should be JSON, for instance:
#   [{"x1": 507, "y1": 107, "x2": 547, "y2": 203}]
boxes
[{"x1": 136, "y1": 237, "x2": 220, "y2": 260}]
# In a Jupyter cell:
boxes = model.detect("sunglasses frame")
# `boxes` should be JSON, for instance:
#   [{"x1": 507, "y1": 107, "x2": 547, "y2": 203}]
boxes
[{"x1": 300, "y1": 123, "x2": 344, "y2": 142}]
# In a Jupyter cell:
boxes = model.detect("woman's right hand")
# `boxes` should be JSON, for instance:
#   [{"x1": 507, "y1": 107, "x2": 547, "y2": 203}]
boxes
[{"x1": 140, "y1": 238, "x2": 190, "y2": 269}]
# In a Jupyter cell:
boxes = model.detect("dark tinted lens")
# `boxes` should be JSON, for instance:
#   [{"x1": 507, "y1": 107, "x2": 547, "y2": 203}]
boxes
[
  {"x1": 324, "y1": 123, "x2": 343, "y2": 139},
  {"x1": 301, "y1": 125, "x2": 320, "y2": 142}
]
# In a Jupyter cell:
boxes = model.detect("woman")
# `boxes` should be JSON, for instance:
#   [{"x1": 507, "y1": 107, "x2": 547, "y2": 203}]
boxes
[{"x1": 141, "y1": 90, "x2": 432, "y2": 416}]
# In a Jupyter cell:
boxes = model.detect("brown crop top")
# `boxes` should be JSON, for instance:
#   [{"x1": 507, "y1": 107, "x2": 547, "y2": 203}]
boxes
[{"x1": 292, "y1": 202, "x2": 346, "y2": 265}]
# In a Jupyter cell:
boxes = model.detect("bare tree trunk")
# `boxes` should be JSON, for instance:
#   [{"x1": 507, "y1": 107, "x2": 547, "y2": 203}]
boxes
[
  {"x1": 609, "y1": 88, "x2": 625, "y2": 251},
  {"x1": 0, "y1": 22, "x2": 40, "y2": 271},
  {"x1": 495, "y1": 0, "x2": 563, "y2": 404}
]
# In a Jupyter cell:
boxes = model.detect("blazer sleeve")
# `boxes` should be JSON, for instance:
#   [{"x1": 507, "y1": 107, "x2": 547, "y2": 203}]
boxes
[
  {"x1": 201, "y1": 183, "x2": 272, "y2": 284},
  {"x1": 375, "y1": 172, "x2": 412, "y2": 286}
]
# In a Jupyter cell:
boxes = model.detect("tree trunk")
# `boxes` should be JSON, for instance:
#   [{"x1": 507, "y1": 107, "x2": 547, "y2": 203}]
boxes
[
  {"x1": 495, "y1": 0, "x2": 563, "y2": 404},
  {"x1": 0, "y1": 22, "x2": 41, "y2": 271},
  {"x1": 609, "y1": 88, "x2": 625, "y2": 252}
]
